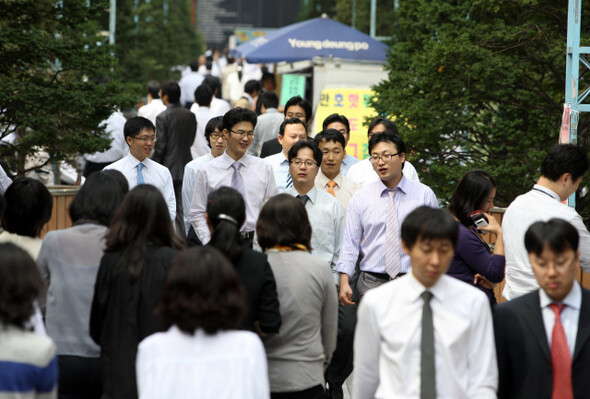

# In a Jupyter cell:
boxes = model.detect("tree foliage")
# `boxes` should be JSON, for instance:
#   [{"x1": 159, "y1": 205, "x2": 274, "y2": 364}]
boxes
[
  {"x1": 373, "y1": 0, "x2": 590, "y2": 212},
  {"x1": 114, "y1": 0, "x2": 204, "y2": 97},
  {"x1": 0, "y1": 0, "x2": 132, "y2": 176}
]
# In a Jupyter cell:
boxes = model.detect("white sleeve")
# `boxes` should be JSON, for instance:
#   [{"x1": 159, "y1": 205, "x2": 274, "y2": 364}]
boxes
[
  {"x1": 181, "y1": 164, "x2": 195, "y2": 236},
  {"x1": 331, "y1": 201, "x2": 345, "y2": 271},
  {"x1": 162, "y1": 170, "x2": 176, "y2": 221},
  {"x1": 0, "y1": 164, "x2": 12, "y2": 194},
  {"x1": 136, "y1": 342, "x2": 147, "y2": 398},
  {"x1": 353, "y1": 293, "x2": 381, "y2": 399},
  {"x1": 467, "y1": 295, "x2": 498, "y2": 398},
  {"x1": 189, "y1": 169, "x2": 211, "y2": 243},
  {"x1": 571, "y1": 212, "x2": 590, "y2": 273}
]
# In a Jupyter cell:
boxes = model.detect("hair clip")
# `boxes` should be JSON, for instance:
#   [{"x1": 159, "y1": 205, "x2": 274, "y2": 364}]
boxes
[{"x1": 217, "y1": 213, "x2": 239, "y2": 226}]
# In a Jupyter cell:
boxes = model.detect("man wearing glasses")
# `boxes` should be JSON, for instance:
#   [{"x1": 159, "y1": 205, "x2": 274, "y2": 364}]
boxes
[
  {"x1": 285, "y1": 140, "x2": 344, "y2": 285},
  {"x1": 104, "y1": 116, "x2": 176, "y2": 220},
  {"x1": 336, "y1": 131, "x2": 438, "y2": 306},
  {"x1": 189, "y1": 107, "x2": 277, "y2": 245}
]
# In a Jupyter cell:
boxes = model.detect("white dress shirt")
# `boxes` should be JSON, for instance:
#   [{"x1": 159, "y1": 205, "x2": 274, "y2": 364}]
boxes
[
  {"x1": 0, "y1": 164, "x2": 12, "y2": 194},
  {"x1": 104, "y1": 153, "x2": 176, "y2": 220},
  {"x1": 315, "y1": 171, "x2": 361, "y2": 214},
  {"x1": 189, "y1": 152, "x2": 277, "y2": 243},
  {"x1": 354, "y1": 273, "x2": 498, "y2": 399},
  {"x1": 286, "y1": 186, "x2": 345, "y2": 284},
  {"x1": 266, "y1": 152, "x2": 290, "y2": 193},
  {"x1": 340, "y1": 154, "x2": 360, "y2": 176},
  {"x1": 189, "y1": 105, "x2": 213, "y2": 159},
  {"x1": 210, "y1": 97, "x2": 231, "y2": 117},
  {"x1": 336, "y1": 176, "x2": 438, "y2": 277},
  {"x1": 137, "y1": 326, "x2": 269, "y2": 399},
  {"x1": 84, "y1": 111, "x2": 129, "y2": 163},
  {"x1": 179, "y1": 72, "x2": 205, "y2": 106},
  {"x1": 137, "y1": 99, "x2": 167, "y2": 126},
  {"x1": 347, "y1": 158, "x2": 420, "y2": 186},
  {"x1": 502, "y1": 184, "x2": 590, "y2": 300},
  {"x1": 182, "y1": 153, "x2": 214, "y2": 235},
  {"x1": 248, "y1": 109, "x2": 285, "y2": 156},
  {"x1": 539, "y1": 282, "x2": 581, "y2": 357}
]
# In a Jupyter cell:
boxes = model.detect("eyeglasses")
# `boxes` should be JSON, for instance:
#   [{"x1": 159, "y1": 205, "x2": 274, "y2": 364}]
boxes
[
  {"x1": 230, "y1": 129, "x2": 255, "y2": 139},
  {"x1": 210, "y1": 132, "x2": 226, "y2": 140},
  {"x1": 370, "y1": 152, "x2": 400, "y2": 163},
  {"x1": 132, "y1": 135, "x2": 157, "y2": 143},
  {"x1": 286, "y1": 112, "x2": 306, "y2": 120},
  {"x1": 291, "y1": 159, "x2": 317, "y2": 167}
]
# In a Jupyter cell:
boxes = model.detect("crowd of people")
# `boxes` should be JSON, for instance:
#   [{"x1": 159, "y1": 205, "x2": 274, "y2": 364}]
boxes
[{"x1": 1, "y1": 65, "x2": 590, "y2": 399}]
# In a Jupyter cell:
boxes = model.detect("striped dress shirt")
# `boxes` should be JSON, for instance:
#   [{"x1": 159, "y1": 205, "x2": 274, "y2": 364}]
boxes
[{"x1": 336, "y1": 175, "x2": 438, "y2": 277}]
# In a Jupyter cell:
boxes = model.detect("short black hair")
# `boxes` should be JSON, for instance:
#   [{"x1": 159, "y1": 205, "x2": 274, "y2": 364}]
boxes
[
  {"x1": 284, "y1": 96, "x2": 312, "y2": 122},
  {"x1": 204, "y1": 116, "x2": 224, "y2": 147},
  {"x1": 314, "y1": 129, "x2": 346, "y2": 149},
  {"x1": 368, "y1": 117, "x2": 398, "y2": 136},
  {"x1": 222, "y1": 107, "x2": 257, "y2": 131},
  {"x1": 124, "y1": 116, "x2": 155, "y2": 142},
  {"x1": 157, "y1": 246, "x2": 247, "y2": 335},
  {"x1": 322, "y1": 113, "x2": 350, "y2": 134},
  {"x1": 401, "y1": 206, "x2": 457, "y2": 250},
  {"x1": 449, "y1": 170, "x2": 496, "y2": 227},
  {"x1": 2, "y1": 178, "x2": 53, "y2": 237},
  {"x1": 260, "y1": 91, "x2": 279, "y2": 109},
  {"x1": 540, "y1": 144, "x2": 589, "y2": 182},
  {"x1": 244, "y1": 79, "x2": 261, "y2": 95},
  {"x1": 189, "y1": 60, "x2": 199, "y2": 71},
  {"x1": 161, "y1": 80, "x2": 181, "y2": 104},
  {"x1": 261, "y1": 72, "x2": 275, "y2": 84},
  {"x1": 194, "y1": 84, "x2": 213, "y2": 107},
  {"x1": 0, "y1": 243, "x2": 44, "y2": 329},
  {"x1": 202, "y1": 75, "x2": 221, "y2": 95},
  {"x1": 368, "y1": 130, "x2": 406, "y2": 155},
  {"x1": 279, "y1": 117, "x2": 307, "y2": 137},
  {"x1": 256, "y1": 194, "x2": 312, "y2": 251},
  {"x1": 69, "y1": 171, "x2": 125, "y2": 226},
  {"x1": 147, "y1": 80, "x2": 160, "y2": 99},
  {"x1": 288, "y1": 140, "x2": 323, "y2": 167},
  {"x1": 525, "y1": 218, "x2": 579, "y2": 256}
]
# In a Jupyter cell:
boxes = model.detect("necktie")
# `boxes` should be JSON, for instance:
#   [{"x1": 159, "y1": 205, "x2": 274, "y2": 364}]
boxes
[
  {"x1": 327, "y1": 180, "x2": 337, "y2": 197},
  {"x1": 286, "y1": 173, "x2": 293, "y2": 188},
  {"x1": 297, "y1": 194, "x2": 309, "y2": 207},
  {"x1": 550, "y1": 303, "x2": 573, "y2": 399},
  {"x1": 137, "y1": 163, "x2": 145, "y2": 185},
  {"x1": 231, "y1": 161, "x2": 245, "y2": 198},
  {"x1": 385, "y1": 190, "x2": 401, "y2": 278},
  {"x1": 421, "y1": 290, "x2": 436, "y2": 399}
]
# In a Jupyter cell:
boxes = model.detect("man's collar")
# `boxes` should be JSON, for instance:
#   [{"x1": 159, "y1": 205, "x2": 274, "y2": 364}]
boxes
[
  {"x1": 539, "y1": 281, "x2": 581, "y2": 310},
  {"x1": 290, "y1": 184, "x2": 317, "y2": 201},
  {"x1": 407, "y1": 272, "x2": 447, "y2": 303},
  {"x1": 127, "y1": 152, "x2": 146, "y2": 166},
  {"x1": 317, "y1": 170, "x2": 342, "y2": 186},
  {"x1": 378, "y1": 173, "x2": 407, "y2": 195},
  {"x1": 532, "y1": 184, "x2": 560, "y2": 201}
]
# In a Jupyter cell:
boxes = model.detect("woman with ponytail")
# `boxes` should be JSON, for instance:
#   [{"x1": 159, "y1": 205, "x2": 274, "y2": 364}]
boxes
[{"x1": 206, "y1": 186, "x2": 281, "y2": 335}]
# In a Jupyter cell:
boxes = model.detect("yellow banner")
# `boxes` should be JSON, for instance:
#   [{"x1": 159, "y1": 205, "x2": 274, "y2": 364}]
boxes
[{"x1": 315, "y1": 88, "x2": 378, "y2": 160}]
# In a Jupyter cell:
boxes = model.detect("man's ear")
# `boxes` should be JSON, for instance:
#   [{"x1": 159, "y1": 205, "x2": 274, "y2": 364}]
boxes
[
  {"x1": 401, "y1": 240, "x2": 411, "y2": 255},
  {"x1": 125, "y1": 136, "x2": 133, "y2": 146},
  {"x1": 561, "y1": 172, "x2": 573, "y2": 186}
]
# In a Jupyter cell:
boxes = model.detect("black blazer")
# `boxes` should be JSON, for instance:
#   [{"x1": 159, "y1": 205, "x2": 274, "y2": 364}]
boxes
[
  {"x1": 260, "y1": 137, "x2": 282, "y2": 158},
  {"x1": 153, "y1": 103, "x2": 196, "y2": 180},
  {"x1": 493, "y1": 287, "x2": 590, "y2": 399}
]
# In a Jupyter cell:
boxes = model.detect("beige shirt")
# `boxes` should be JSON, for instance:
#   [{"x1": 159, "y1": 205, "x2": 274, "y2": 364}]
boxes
[{"x1": 315, "y1": 171, "x2": 361, "y2": 214}]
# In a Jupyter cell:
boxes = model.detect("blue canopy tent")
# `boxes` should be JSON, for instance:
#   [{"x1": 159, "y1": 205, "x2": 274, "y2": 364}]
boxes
[{"x1": 233, "y1": 15, "x2": 388, "y2": 63}]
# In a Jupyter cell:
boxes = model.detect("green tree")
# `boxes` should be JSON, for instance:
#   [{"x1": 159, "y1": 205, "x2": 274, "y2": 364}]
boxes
[
  {"x1": 114, "y1": 0, "x2": 204, "y2": 98},
  {"x1": 0, "y1": 0, "x2": 132, "y2": 177},
  {"x1": 334, "y1": 0, "x2": 396, "y2": 38},
  {"x1": 373, "y1": 0, "x2": 590, "y2": 212}
]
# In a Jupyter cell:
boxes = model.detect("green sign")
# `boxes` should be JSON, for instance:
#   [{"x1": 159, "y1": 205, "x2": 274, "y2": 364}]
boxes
[{"x1": 280, "y1": 74, "x2": 306, "y2": 106}]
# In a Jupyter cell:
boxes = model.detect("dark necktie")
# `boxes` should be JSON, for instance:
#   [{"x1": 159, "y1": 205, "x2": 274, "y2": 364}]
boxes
[
  {"x1": 421, "y1": 290, "x2": 436, "y2": 399},
  {"x1": 297, "y1": 194, "x2": 309, "y2": 206}
]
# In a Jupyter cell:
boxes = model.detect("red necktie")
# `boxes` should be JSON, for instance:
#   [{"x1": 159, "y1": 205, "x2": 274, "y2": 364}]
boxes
[{"x1": 549, "y1": 303, "x2": 573, "y2": 399}]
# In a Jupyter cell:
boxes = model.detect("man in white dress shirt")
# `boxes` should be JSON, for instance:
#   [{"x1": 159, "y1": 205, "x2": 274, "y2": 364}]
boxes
[
  {"x1": 137, "y1": 81, "x2": 166, "y2": 125},
  {"x1": 202, "y1": 76, "x2": 231, "y2": 117},
  {"x1": 189, "y1": 84, "x2": 213, "y2": 159},
  {"x1": 321, "y1": 113, "x2": 360, "y2": 176},
  {"x1": 104, "y1": 117, "x2": 176, "y2": 220},
  {"x1": 285, "y1": 140, "x2": 344, "y2": 283},
  {"x1": 266, "y1": 118, "x2": 307, "y2": 193},
  {"x1": 502, "y1": 144, "x2": 590, "y2": 300},
  {"x1": 0, "y1": 164, "x2": 12, "y2": 194},
  {"x1": 347, "y1": 117, "x2": 420, "y2": 185},
  {"x1": 314, "y1": 129, "x2": 361, "y2": 214},
  {"x1": 189, "y1": 108, "x2": 277, "y2": 245},
  {"x1": 179, "y1": 60, "x2": 204, "y2": 109},
  {"x1": 354, "y1": 206, "x2": 497, "y2": 399},
  {"x1": 83, "y1": 110, "x2": 128, "y2": 176},
  {"x1": 182, "y1": 116, "x2": 225, "y2": 239}
]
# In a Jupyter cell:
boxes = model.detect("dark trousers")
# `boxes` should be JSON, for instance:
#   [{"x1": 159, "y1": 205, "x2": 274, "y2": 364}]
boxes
[
  {"x1": 58, "y1": 355, "x2": 101, "y2": 399},
  {"x1": 325, "y1": 302, "x2": 357, "y2": 390},
  {"x1": 173, "y1": 180, "x2": 184, "y2": 234},
  {"x1": 271, "y1": 385, "x2": 324, "y2": 399}
]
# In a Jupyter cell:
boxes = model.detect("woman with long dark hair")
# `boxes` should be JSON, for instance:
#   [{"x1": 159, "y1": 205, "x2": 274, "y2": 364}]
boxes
[
  {"x1": 447, "y1": 169, "x2": 505, "y2": 303},
  {"x1": 38, "y1": 171, "x2": 125, "y2": 399},
  {"x1": 136, "y1": 247, "x2": 269, "y2": 399},
  {"x1": 206, "y1": 186, "x2": 281, "y2": 334},
  {"x1": 256, "y1": 194, "x2": 337, "y2": 399},
  {"x1": 90, "y1": 184, "x2": 185, "y2": 399}
]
